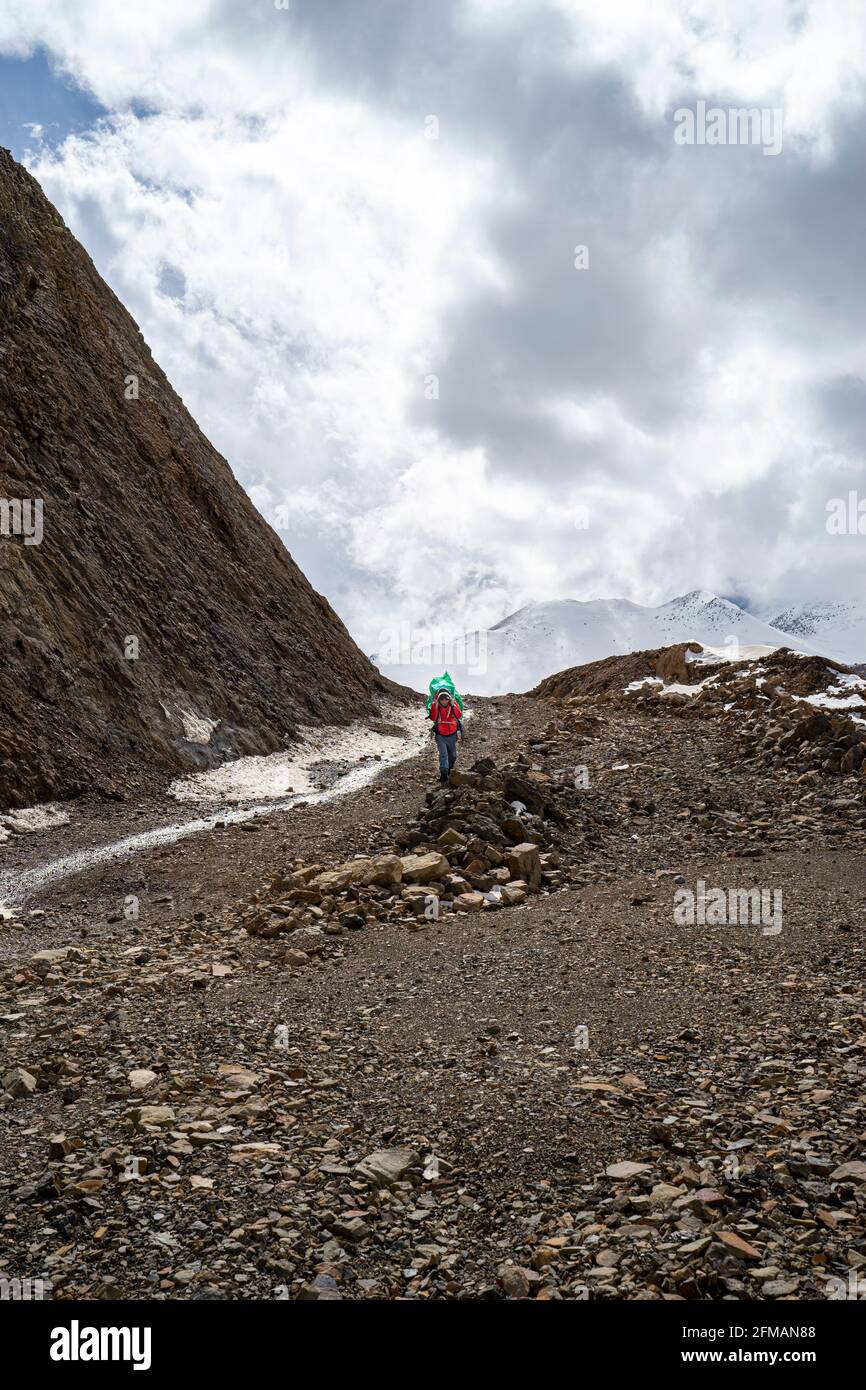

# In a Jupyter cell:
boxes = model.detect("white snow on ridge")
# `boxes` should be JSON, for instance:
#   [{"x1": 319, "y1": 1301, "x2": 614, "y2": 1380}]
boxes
[
  {"x1": 687, "y1": 642, "x2": 782, "y2": 665},
  {"x1": 625, "y1": 675, "x2": 718, "y2": 697},
  {"x1": 765, "y1": 599, "x2": 866, "y2": 666},
  {"x1": 376, "y1": 590, "x2": 826, "y2": 696},
  {"x1": 802, "y1": 671, "x2": 866, "y2": 712},
  {"x1": 806, "y1": 692, "x2": 866, "y2": 710},
  {"x1": 624, "y1": 676, "x2": 663, "y2": 692},
  {"x1": 623, "y1": 651, "x2": 866, "y2": 714}
]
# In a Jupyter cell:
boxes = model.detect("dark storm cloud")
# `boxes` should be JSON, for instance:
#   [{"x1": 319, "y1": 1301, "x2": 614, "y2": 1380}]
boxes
[
  {"x1": 235, "y1": 1, "x2": 865, "y2": 491},
  {"x1": 262, "y1": 0, "x2": 866, "y2": 609},
  {"x1": 675, "y1": 101, "x2": 866, "y2": 334},
  {"x1": 815, "y1": 376, "x2": 866, "y2": 456},
  {"x1": 254, "y1": 1, "x2": 693, "y2": 476}
]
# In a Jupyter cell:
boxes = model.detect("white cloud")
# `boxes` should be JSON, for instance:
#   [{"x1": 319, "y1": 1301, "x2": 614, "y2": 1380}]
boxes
[
  {"x1": 23, "y1": 92, "x2": 498, "y2": 644},
  {"x1": 465, "y1": 0, "x2": 866, "y2": 148},
  {"x1": 3, "y1": 0, "x2": 866, "y2": 651}
]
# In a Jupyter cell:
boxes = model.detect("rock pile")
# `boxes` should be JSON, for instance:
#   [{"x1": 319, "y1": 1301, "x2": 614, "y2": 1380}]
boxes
[
  {"x1": 241, "y1": 751, "x2": 600, "y2": 945},
  {"x1": 538, "y1": 644, "x2": 866, "y2": 788},
  {"x1": 738, "y1": 703, "x2": 866, "y2": 780},
  {"x1": 668, "y1": 665, "x2": 866, "y2": 785}
]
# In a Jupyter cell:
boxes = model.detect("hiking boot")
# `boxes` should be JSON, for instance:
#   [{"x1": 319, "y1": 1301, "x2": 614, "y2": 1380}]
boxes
[{"x1": 439, "y1": 772, "x2": 448, "y2": 785}]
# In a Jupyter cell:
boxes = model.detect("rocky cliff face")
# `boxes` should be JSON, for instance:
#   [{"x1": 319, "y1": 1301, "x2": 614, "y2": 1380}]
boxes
[{"x1": 0, "y1": 148, "x2": 399, "y2": 809}]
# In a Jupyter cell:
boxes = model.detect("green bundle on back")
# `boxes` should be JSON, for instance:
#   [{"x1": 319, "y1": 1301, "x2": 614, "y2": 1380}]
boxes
[{"x1": 425, "y1": 671, "x2": 464, "y2": 714}]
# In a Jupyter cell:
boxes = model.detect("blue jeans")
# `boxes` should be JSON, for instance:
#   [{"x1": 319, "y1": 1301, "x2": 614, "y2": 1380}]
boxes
[{"x1": 435, "y1": 732, "x2": 458, "y2": 777}]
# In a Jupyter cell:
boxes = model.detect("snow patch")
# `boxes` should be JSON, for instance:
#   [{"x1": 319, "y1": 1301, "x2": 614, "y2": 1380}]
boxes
[
  {"x1": 795, "y1": 672, "x2": 866, "y2": 712},
  {"x1": 689, "y1": 642, "x2": 781, "y2": 664},
  {"x1": 170, "y1": 704, "x2": 427, "y2": 804},
  {"x1": 624, "y1": 676, "x2": 663, "y2": 693},
  {"x1": 180, "y1": 711, "x2": 218, "y2": 745},
  {"x1": 0, "y1": 803, "x2": 71, "y2": 835},
  {"x1": 804, "y1": 691, "x2": 866, "y2": 711},
  {"x1": 659, "y1": 681, "x2": 705, "y2": 696},
  {"x1": 624, "y1": 676, "x2": 715, "y2": 697}
]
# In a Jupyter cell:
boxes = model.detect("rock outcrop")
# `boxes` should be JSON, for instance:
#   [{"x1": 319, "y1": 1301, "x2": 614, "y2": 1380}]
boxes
[{"x1": 532, "y1": 642, "x2": 705, "y2": 699}]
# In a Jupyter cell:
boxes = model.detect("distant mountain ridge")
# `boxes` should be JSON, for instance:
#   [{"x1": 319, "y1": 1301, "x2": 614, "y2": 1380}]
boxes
[
  {"x1": 764, "y1": 599, "x2": 866, "y2": 665},
  {"x1": 374, "y1": 590, "x2": 862, "y2": 696}
]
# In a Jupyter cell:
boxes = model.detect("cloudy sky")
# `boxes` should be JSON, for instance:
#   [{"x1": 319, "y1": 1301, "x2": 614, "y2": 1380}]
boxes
[{"x1": 1, "y1": 0, "x2": 864, "y2": 652}]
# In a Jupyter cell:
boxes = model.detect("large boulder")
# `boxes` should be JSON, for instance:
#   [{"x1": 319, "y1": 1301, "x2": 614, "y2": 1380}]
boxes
[
  {"x1": 830, "y1": 1161, "x2": 866, "y2": 1184},
  {"x1": 355, "y1": 1147, "x2": 419, "y2": 1187},
  {"x1": 3, "y1": 1066, "x2": 38, "y2": 1098},
  {"x1": 400, "y1": 852, "x2": 449, "y2": 883},
  {"x1": 357, "y1": 854, "x2": 403, "y2": 887},
  {"x1": 500, "y1": 815, "x2": 528, "y2": 843},
  {"x1": 309, "y1": 862, "x2": 365, "y2": 894},
  {"x1": 131, "y1": 1105, "x2": 175, "y2": 1128},
  {"x1": 309, "y1": 854, "x2": 402, "y2": 893},
  {"x1": 501, "y1": 883, "x2": 527, "y2": 905},
  {"x1": 454, "y1": 891, "x2": 486, "y2": 912},
  {"x1": 505, "y1": 843, "x2": 542, "y2": 890},
  {"x1": 781, "y1": 712, "x2": 831, "y2": 748}
]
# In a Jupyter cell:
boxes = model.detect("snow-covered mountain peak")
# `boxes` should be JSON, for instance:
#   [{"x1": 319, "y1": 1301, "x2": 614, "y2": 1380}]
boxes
[
  {"x1": 374, "y1": 589, "x2": 856, "y2": 696},
  {"x1": 766, "y1": 598, "x2": 866, "y2": 666}
]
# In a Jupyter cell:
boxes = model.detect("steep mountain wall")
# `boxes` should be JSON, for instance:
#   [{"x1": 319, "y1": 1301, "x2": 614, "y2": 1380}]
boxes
[{"x1": 0, "y1": 149, "x2": 401, "y2": 808}]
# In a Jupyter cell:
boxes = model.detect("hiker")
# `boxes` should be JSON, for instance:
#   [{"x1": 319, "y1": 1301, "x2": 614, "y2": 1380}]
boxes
[{"x1": 428, "y1": 689, "x2": 463, "y2": 784}]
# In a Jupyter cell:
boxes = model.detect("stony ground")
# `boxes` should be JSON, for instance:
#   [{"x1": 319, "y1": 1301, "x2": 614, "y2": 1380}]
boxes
[{"x1": 1, "y1": 694, "x2": 864, "y2": 1300}]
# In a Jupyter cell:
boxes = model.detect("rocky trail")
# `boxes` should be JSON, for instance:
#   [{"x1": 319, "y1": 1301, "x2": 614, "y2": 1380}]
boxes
[
  {"x1": 0, "y1": 705, "x2": 427, "y2": 925},
  {"x1": 1, "y1": 686, "x2": 864, "y2": 1301}
]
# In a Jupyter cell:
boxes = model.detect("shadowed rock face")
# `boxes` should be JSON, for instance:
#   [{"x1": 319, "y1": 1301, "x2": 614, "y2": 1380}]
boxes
[{"x1": 0, "y1": 148, "x2": 400, "y2": 809}]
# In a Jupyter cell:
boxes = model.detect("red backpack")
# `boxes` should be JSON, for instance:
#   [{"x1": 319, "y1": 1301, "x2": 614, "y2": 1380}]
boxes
[{"x1": 430, "y1": 696, "x2": 461, "y2": 736}]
